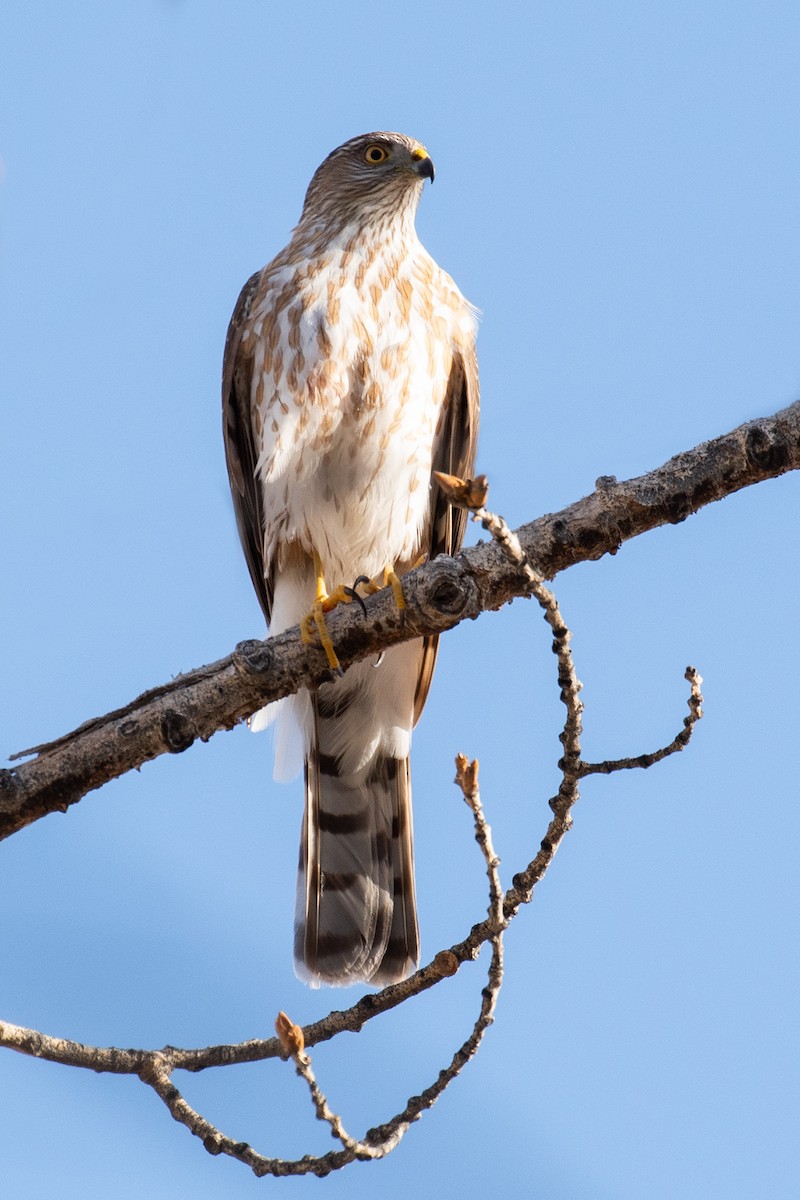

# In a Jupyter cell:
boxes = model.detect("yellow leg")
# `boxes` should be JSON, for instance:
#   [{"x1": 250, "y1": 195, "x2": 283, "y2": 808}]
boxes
[
  {"x1": 300, "y1": 552, "x2": 354, "y2": 671},
  {"x1": 300, "y1": 556, "x2": 413, "y2": 670},
  {"x1": 385, "y1": 566, "x2": 406, "y2": 613}
]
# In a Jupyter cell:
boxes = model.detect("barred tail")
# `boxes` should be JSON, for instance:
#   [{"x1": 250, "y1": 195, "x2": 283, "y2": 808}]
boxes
[{"x1": 294, "y1": 688, "x2": 419, "y2": 987}]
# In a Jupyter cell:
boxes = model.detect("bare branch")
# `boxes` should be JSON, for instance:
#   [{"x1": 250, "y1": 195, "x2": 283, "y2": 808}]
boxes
[
  {"x1": 441, "y1": 473, "x2": 586, "y2": 865},
  {"x1": 0, "y1": 484, "x2": 707, "y2": 1177},
  {"x1": 1, "y1": 753, "x2": 510, "y2": 1179},
  {"x1": 1, "y1": 400, "x2": 792, "y2": 839},
  {"x1": 269, "y1": 757, "x2": 507, "y2": 1172},
  {"x1": 580, "y1": 666, "x2": 704, "y2": 776}
]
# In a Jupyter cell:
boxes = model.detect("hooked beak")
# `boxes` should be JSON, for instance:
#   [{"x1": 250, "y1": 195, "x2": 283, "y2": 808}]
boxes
[{"x1": 411, "y1": 146, "x2": 435, "y2": 183}]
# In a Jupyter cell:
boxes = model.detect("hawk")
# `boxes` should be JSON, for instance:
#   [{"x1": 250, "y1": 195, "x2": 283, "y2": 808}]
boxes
[{"x1": 222, "y1": 132, "x2": 479, "y2": 986}]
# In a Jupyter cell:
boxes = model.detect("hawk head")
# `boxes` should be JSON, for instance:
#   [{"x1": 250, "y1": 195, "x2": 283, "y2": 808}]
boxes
[{"x1": 299, "y1": 132, "x2": 435, "y2": 233}]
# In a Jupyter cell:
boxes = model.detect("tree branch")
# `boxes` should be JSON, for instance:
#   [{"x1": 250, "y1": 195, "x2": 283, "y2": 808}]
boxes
[
  {"x1": 2, "y1": 399, "x2": 795, "y2": 840},
  {"x1": 0, "y1": 486, "x2": 705, "y2": 1177}
]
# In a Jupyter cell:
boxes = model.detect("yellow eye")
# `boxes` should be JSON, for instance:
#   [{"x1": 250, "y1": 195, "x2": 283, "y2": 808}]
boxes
[{"x1": 364, "y1": 144, "x2": 390, "y2": 164}]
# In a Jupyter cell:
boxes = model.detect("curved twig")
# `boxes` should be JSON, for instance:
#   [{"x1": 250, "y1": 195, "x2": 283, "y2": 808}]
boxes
[{"x1": 0, "y1": 485, "x2": 706, "y2": 1176}]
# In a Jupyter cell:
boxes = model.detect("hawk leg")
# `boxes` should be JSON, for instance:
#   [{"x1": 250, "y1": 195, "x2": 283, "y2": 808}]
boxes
[
  {"x1": 302, "y1": 560, "x2": 417, "y2": 671},
  {"x1": 300, "y1": 552, "x2": 362, "y2": 672}
]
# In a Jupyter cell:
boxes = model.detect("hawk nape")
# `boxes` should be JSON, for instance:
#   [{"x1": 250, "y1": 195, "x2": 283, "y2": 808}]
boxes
[{"x1": 222, "y1": 132, "x2": 479, "y2": 987}]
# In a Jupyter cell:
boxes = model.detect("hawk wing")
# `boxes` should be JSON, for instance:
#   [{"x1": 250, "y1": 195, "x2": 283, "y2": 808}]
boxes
[
  {"x1": 222, "y1": 270, "x2": 273, "y2": 625},
  {"x1": 413, "y1": 342, "x2": 480, "y2": 723},
  {"x1": 223, "y1": 275, "x2": 478, "y2": 712}
]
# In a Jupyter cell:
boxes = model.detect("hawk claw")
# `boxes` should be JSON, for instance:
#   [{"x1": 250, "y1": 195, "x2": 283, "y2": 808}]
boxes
[
  {"x1": 354, "y1": 567, "x2": 407, "y2": 615},
  {"x1": 301, "y1": 562, "x2": 408, "y2": 671},
  {"x1": 344, "y1": 578, "x2": 370, "y2": 618}
]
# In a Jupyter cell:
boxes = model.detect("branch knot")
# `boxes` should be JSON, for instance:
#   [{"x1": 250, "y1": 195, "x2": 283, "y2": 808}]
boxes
[{"x1": 161, "y1": 710, "x2": 196, "y2": 754}]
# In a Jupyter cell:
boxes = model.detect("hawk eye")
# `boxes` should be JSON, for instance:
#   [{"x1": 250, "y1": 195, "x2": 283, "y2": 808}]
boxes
[{"x1": 364, "y1": 144, "x2": 390, "y2": 164}]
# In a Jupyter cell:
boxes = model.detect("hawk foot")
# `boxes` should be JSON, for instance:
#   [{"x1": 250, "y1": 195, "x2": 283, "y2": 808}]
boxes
[
  {"x1": 351, "y1": 565, "x2": 407, "y2": 626},
  {"x1": 301, "y1": 563, "x2": 410, "y2": 671},
  {"x1": 300, "y1": 582, "x2": 359, "y2": 673}
]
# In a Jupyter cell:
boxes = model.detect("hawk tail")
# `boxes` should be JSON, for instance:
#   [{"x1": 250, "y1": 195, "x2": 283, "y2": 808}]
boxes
[{"x1": 294, "y1": 695, "x2": 419, "y2": 987}]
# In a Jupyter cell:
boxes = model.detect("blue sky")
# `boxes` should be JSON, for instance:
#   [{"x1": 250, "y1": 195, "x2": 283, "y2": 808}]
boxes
[{"x1": 2, "y1": 2, "x2": 799, "y2": 1196}]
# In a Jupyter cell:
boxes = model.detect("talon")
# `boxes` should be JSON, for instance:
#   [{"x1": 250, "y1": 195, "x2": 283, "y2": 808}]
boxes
[
  {"x1": 357, "y1": 565, "x2": 407, "y2": 608},
  {"x1": 301, "y1": 557, "x2": 407, "y2": 670},
  {"x1": 357, "y1": 576, "x2": 381, "y2": 598},
  {"x1": 343, "y1": 585, "x2": 368, "y2": 618}
]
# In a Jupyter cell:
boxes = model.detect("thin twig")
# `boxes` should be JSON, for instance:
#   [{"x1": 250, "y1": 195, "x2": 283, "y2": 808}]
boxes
[
  {"x1": 0, "y1": 755, "x2": 515, "y2": 1181},
  {"x1": 433, "y1": 475, "x2": 584, "y2": 996},
  {"x1": 579, "y1": 666, "x2": 704, "y2": 775},
  {"x1": 269, "y1": 759, "x2": 507, "y2": 1170},
  {"x1": 437, "y1": 470, "x2": 586, "y2": 836}
]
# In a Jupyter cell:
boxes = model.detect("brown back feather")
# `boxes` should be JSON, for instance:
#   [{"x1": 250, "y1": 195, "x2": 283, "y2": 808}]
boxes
[
  {"x1": 222, "y1": 269, "x2": 273, "y2": 623},
  {"x1": 413, "y1": 343, "x2": 480, "y2": 724}
]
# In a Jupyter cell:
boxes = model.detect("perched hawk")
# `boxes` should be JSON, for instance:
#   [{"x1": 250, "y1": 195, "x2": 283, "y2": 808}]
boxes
[{"x1": 222, "y1": 132, "x2": 479, "y2": 986}]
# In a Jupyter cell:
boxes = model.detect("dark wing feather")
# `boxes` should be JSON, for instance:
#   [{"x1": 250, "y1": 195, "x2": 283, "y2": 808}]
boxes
[
  {"x1": 222, "y1": 270, "x2": 273, "y2": 624},
  {"x1": 413, "y1": 342, "x2": 480, "y2": 723}
]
